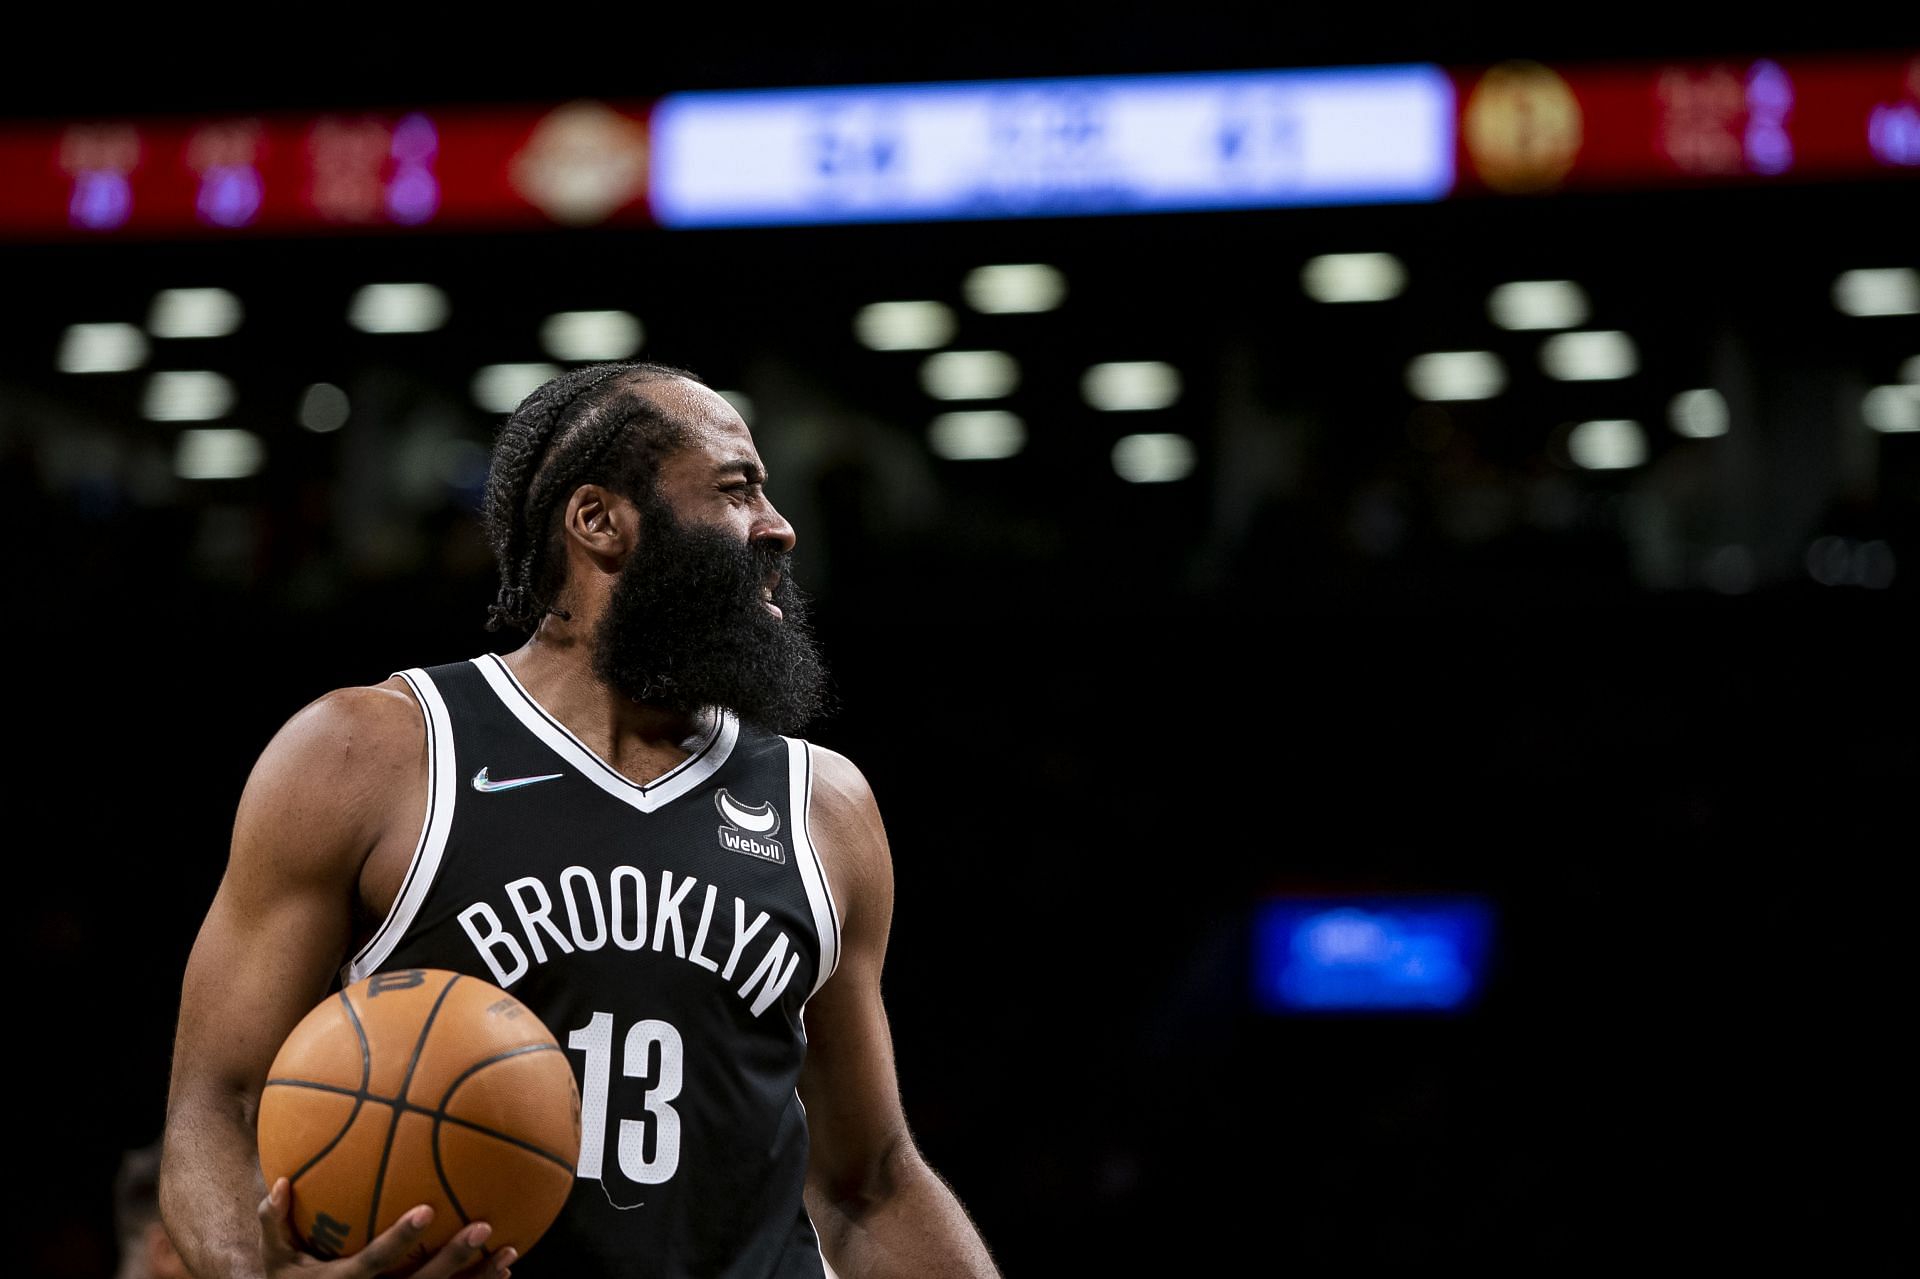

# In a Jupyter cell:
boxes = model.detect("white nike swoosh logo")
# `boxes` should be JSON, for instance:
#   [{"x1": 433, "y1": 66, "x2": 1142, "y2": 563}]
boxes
[
  {"x1": 472, "y1": 767, "x2": 566, "y2": 793},
  {"x1": 715, "y1": 788, "x2": 780, "y2": 834}
]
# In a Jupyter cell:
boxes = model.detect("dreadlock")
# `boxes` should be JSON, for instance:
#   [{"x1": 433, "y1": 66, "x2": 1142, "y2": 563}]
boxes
[{"x1": 482, "y1": 360, "x2": 703, "y2": 632}]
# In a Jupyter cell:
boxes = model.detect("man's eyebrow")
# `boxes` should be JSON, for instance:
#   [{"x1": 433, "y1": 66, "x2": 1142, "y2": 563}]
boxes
[{"x1": 715, "y1": 459, "x2": 767, "y2": 483}]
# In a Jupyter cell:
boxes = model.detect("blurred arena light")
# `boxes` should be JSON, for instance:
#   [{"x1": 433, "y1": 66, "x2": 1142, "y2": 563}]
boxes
[
  {"x1": 1669, "y1": 388, "x2": 1730, "y2": 438},
  {"x1": 147, "y1": 287, "x2": 243, "y2": 339},
  {"x1": 855, "y1": 301, "x2": 956, "y2": 351},
  {"x1": 1487, "y1": 280, "x2": 1590, "y2": 330},
  {"x1": 717, "y1": 390, "x2": 755, "y2": 424},
  {"x1": 919, "y1": 350, "x2": 1018, "y2": 400},
  {"x1": 348, "y1": 283, "x2": 451, "y2": 334},
  {"x1": 174, "y1": 428, "x2": 264, "y2": 480},
  {"x1": 963, "y1": 264, "x2": 1067, "y2": 314},
  {"x1": 56, "y1": 322, "x2": 148, "y2": 373},
  {"x1": 1112, "y1": 432, "x2": 1195, "y2": 482},
  {"x1": 142, "y1": 370, "x2": 235, "y2": 421},
  {"x1": 1901, "y1": 355, "x2": 1919, "y2": 384},
  {"x1": 1568, "y1": 419, "x2": 1649, "y2": 469},
  {"x1": 1540, "y1": 330, "x2": 1638, "y2": 381},
  {"x1": 1863, "y1": 385, "x2": 1920, "y2": 433},
  {"x1": 1252, "y1": 896, "x2": 1495, "y2": 1014},
  {"x1": 929, "y1": 410, "x2": 1026, "y2": 460},
  {"x1": 1808, "y1": 536, "x2": 1898, "y2": 588},
  {"x1": 1082, "y1": 361, "x2": 1182, "y2": 411},
  {"x1": 1300, "y1": 252, "x2": 1406, "y2": 303},
  {"x1": 472, "y1": 362, "x2": 562, "y2": 413},
  {"x1": 1833, "y1": 268, "x2": 1920, "y2": 317},
  {"x1": 540, "y1": 310, "x2": 644, "y2": 361},
  {"x1": 297, "y1": 383, "x2": 351, "y2": 433},
  {"x1": 1405, "y1": 351, "x2": 1505, "y2": 401}
]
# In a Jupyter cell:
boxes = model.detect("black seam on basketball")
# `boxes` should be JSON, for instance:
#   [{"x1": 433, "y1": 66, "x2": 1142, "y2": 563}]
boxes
[
  {"x1": 261, "y1": 1074, "x2": 578, "y2": 1176},
  {"x1": 435, "y1": 1042, "x2": 577, "y2": 1169},
  {"x1": 364, "y1": 973, "x2": 463, "y2": 1245},
  {"x1": 430, "y1": 1112, "x2": 470, "y2": 1230},
  {"x1": 287, "y1": 991, "x2": 375, "y2": 1187}
]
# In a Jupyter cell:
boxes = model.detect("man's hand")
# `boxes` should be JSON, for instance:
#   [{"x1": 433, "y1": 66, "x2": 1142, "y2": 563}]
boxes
[{"x1": 257, "y1": 1178, "x2": 516, "y2": 1278}]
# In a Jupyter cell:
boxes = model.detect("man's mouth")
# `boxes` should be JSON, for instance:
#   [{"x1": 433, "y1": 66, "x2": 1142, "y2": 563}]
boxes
[{"x1": 761, "y1": 577, "x2": 783, "y2": 620}]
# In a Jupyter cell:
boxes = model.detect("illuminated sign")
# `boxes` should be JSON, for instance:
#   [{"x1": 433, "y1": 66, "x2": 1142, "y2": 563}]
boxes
[
  {"x1": 1252, "y1": 896, "x2": 1495, "y2": 1013},
  {"x1": 0, "y1": 102, "x2": 652, "y2": 239},
  {"x1": 1455, "y1": 53, "x2": 1920, "y2": 194},
  {"x1": 648, "y1": 66, "x2": 1456, "y2": 226}
]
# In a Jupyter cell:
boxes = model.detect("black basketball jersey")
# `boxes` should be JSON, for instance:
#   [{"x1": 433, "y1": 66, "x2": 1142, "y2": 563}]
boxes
[{"x1": 344, "y1": 655, "x2": 842, "y2": 1278}]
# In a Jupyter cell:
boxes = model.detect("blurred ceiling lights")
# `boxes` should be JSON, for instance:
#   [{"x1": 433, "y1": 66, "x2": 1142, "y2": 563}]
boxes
[
  {"x1": 962, "y1": 264, "x2": 1067, "y2": 314},
  {"x1": 1863, "y1": 385, "x2": 1920, "y2": 433},
  {"x1": 1568, "y1": 419, "x2": 1648, "y2": 469},
  {"x1": 1540, "y1": 330, "x2": 1638, "y2": 381},
  {"x1": 349, "y1": 283, "x2": 451, "y2": 334},
  {"x1": 1300, "y1": 252, "x2": 1406, "y2": 303},
  {"x1": 148, "y1": 287, "x2": 243, "y2": 339},
  {"x1": 174, "y1": 427, "x2": 264, "y2": 480},
  {"x1": 540, "y1": 310, "x2": 645, "y2": 361},
  {"x1": 298, "y1": 382, "x2": 351, "y2": 433},
  {"x1": 1082, "y1": 361, "x2": 1182, "y2": 411},
  {"x1": 929, "y1": 410, "x2": 1026, "y2": 460},
  {"x1": 856, "y1": 301, "x2": 956, "y2": 351},
  {"x1": 1406, "y1": 351, "x2": 1505, "y2": 401},
  {"x1": 1488, "y1": 280, "x2": 1590, "y2": 331},
  {"x1": 143, "y1": 370, "x2": 235, "y2": 421},
  {"x1": 1833, "y1": 268, "x2": 1920, "y2": 317},
  {"x1": 57, "y1": 322, "x2": 148, "y2": 373},
  {"x1": 920, "y1": 350, "x2": 1018, "y2": 400},
  {"x1": 472, "y1": 362, "x2": 561, "y2": 413},
  {"x1": 1669, "y1": 388, "x2": 1730, "y2": 439},
  {"x1": 1112, "y1": 432, "x2": 1195, "y2": 482}
]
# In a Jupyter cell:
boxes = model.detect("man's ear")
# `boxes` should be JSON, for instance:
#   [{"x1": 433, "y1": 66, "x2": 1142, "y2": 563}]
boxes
[{"x1": 562, "y1": 484, "x2": 639, "y2": 563}]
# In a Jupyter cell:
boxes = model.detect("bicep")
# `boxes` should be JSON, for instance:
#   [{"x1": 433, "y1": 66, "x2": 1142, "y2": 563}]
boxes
[
  {"x1": 799, "y1": 749, "x2": 912, "y2": 1202},
  {"x1": 168, "y1": 687, "x2": 419, "y2": 1109}
]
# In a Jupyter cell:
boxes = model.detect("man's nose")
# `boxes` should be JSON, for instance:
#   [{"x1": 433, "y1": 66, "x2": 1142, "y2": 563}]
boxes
[{"x1": 754, "y1": 501, "x2": 797, "y2": 555}]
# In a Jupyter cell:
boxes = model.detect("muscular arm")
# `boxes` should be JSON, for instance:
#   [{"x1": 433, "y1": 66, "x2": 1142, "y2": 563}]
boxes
[
  {"x1": 798, "y1": 748, "x2": 1000, "y2": 1279},
  {"x1": 160, "y1": 683, "x2": 422, "y2": 1278}
]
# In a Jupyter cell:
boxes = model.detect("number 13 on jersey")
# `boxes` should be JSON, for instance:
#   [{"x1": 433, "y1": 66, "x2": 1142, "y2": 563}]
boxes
[{"x1": 565, "y1": 1012, "x2": 684, "y2": 1184}]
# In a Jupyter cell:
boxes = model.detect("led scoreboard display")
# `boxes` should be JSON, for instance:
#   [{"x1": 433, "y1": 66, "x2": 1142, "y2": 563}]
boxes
[
  {"x1": 0, "y1": 53, "x2": 1912, "y2": 239},
  {"x1": 648, "y1": 66, "x2": 1457, "y2": 226}
]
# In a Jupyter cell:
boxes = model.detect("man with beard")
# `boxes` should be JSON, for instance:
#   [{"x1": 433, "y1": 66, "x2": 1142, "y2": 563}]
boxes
[{"x1": 161, "y1": 363, "x2": 1001, "y2": 1279}]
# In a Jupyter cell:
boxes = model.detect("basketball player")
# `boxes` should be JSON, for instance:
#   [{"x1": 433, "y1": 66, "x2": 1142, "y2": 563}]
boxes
[{"x1": 160, "y1": 363, "x2": 1001, "y2": 1278}]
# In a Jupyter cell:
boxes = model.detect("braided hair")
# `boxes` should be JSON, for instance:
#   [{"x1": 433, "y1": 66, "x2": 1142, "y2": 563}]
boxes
[{"x1": 481, "y1": 360, "x2": 702, "y2": 632}]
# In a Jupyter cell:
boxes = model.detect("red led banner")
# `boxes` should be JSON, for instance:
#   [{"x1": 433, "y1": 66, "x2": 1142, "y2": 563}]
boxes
[
  {"x1": 0, "y1": 101, "x2": 655, "y2": 239},
  {"x1": 1454, "y1": 53, "x2": 1920, "y2": 195}
]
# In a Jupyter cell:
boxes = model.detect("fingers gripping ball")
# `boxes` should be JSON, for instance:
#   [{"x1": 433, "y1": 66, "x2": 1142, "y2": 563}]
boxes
[{"x1": 258, "y1": 969, "x2": 581, "y2": 1272}]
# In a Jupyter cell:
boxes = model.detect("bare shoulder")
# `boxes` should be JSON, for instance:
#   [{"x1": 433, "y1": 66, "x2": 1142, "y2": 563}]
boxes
[{"x1": 233, "y1": 677, "x2": 427, "y2": 882}]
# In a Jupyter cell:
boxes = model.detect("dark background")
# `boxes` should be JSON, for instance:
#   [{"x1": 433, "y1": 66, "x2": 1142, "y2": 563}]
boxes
[{"x1": 6, "y1": 14, "x2": 1915, "y2": 1275}]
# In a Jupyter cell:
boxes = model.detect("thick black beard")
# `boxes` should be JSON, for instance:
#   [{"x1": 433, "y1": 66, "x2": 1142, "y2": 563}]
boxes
[{"x1": 591, "y1": 496, "x2": 831, "y2": 735}]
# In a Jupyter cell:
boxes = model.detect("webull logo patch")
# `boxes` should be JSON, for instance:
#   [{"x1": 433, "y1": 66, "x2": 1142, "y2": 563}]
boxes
[{"x1": 715, "y1": 789, "x2": 784, "y2": 864}]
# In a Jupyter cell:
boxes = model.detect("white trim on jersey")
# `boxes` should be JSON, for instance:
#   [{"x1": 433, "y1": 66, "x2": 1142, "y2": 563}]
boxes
[
  {"x1": 472, "y1": 653, "x2": 740, "y2": 814},
  {"x1": 345, "y1": 668, "x2": 458, "y2": 984},
  {"x1": 786, "y1": 738, "x2": 843, "y2": 997}
]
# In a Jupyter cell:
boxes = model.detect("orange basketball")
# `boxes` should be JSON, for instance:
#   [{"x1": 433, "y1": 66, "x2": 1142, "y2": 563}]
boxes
[{"x1": 258, "y1": 968, "x2": 580, "y2": 1271}]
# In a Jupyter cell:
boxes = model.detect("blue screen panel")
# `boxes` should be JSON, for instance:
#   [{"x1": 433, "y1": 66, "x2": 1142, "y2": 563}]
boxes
[{"x1": 1253, "y1": 896, "x2": 1494, "y2": 1013}]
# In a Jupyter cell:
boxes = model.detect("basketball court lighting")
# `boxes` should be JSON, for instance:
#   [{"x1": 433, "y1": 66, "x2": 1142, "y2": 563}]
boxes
[
  {"x1": 1082, "y1": 361, "x2": 1182, "y2": 411},
  {"x1": 1300, "y1": 252, "x2": 1407, "y2": 303},
  {"x1": 57, "y1": 322, "x2": 148, "y2": 373},
  {"x1": 174, "y1": 427, "x2": 264, "y2": 480},
  {"x1": 1405, "y1": 351, "x2": 1506, "y2": 401},
  {"x1": 919, "y1": 350, "x2": 1019, "y2": 400},
  {"x1": 147, "y1": 287, "x2": 243, "y2": 338},
  {"x1": 142, "y1": 370, "x2": 235, "y2": 421},
  {"x1": 1900, "y1": 355, "x2": 1919, "y2": 384},
  {"x1": 1112, "y1": 432, "x2": 1196, "y2": 483},
  {"x1": 962, "y1": 264, "x2": 1067, "y2": 314},
  {"x1": 298, "y1": 383, "x2": 351, "y2": 433},
  {"x1": 1540, "y1": 330, "x2": 1638, "y2": 381},
  {"x1": 855, "y1": 301, "x2": 956, "y2": 351},
  {"x1": 540, "y1": 310, "x2": 644, "y2": 361},
  {"x1": 1568, "y1": 419, "x2": 1649, "y2": 469},
  {"x1": 1487, "y1": 280, "x2": 1590, "y2": 331},
  {"x1": 349, "y1": 283, "x2": 451, "y2": 334},
  {"x1": 928, "y1": 410, "x2": 1026, "y2": 460},
  {"x1": 1863, "y1": 385, "x2": 1920, "y2": 433},
  {"x1": 472, "y1": 363, "x2": 562, "y2": 414},
  {"x1": 1669, "y1": 388, "x2": 1730, "y2": 439},
  {"x1": 717, "y1": 390, "x2": 755, "y2": 424},
  {"x1": 1833, "y1": 268, "x2": 1920, "y2": 317}
]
